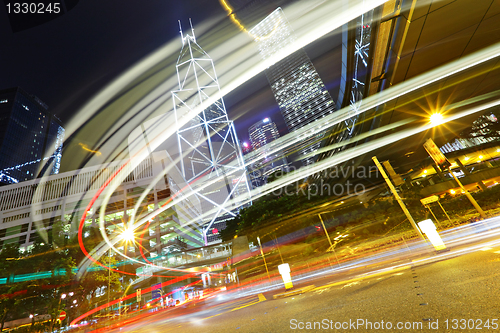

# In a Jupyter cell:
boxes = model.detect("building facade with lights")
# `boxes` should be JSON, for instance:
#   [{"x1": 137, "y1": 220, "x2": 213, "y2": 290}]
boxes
[
  {"x1": 0, "y1": 154, "x2": 204, "y2": 262},
  {"x1": 248, "y1": 117, "x2": 280, "y2": 150},
  {"x1": 247, "y1": 117, "x2": 289, "y2": 187},
  {"x1": 249, "y1": 8, "x2": 337, "y2": 166},
  {"x1": 440, "y1": 113, "x2": 500, "y2": 154},
  {"x1": 0, "y1": 87, "x2": 65, "y2": 186}
]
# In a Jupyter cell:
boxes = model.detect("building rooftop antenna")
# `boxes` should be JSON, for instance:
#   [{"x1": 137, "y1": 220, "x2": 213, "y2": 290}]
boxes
[
  {"x1": 178, "y1": 20, "x2": 186, "y2": 45},
  {"x1": 189, "y1": 18, "x2": 196, "y2": 42}
]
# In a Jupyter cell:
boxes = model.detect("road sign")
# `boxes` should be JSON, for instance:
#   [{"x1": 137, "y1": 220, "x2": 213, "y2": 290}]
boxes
[
  {"x1": 152, "y1": 283, "x2": 162, "y2": 299},
  {"x1": 137, "y1": 288, "x2": 141, "y2": 302},
  {"x1": 420, "y1": 195, "x2": 439, "y2": 205},
  {"x1": 58, "y1": 310, "x2": 66, "y2": 322},
  {"x1": 423, "y1": 139, "x2": 451, "y2": 171},
  {"x1": 382, "y1": 160, "x2": 404, "y2": 186}
]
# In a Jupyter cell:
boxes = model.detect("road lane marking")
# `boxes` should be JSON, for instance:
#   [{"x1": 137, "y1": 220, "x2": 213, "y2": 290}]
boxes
[
  {"x1": 231, "y1": 293, "x2": 266, "y2": 311},
  {"x1": 312, "y1": 264, "x2": 412, "y2": 292},
  {"x1": 202, "y1": 293, "x2": 267, "y2": 319},
  {"x1": 341, "y1": 281, "x2": 360, "y2": 289}
]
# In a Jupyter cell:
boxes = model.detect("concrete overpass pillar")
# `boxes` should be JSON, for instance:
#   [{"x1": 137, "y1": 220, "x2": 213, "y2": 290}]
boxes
[
  {"x1": 455, "y1": 159, "x2": 487, "y2": 191},
  {"x1": 432, "y1": 164, "x2": 446, "y2": 182}
]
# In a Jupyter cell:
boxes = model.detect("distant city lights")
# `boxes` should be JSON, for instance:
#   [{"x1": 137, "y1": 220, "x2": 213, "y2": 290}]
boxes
[{"x1": 263, "y1": 117, "x2": 270, "y2": 123}]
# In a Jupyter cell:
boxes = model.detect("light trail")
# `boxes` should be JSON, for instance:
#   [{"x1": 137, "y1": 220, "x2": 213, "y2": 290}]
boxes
[
  {"x1": 232, "y1": 215, "x2": 500, "y2": 299},
  {"x1": 134, "y1": 43, "x2": 500, "y2": 219},
  {"x1": 219, "y1": 0, "x2": 284, "y2": 41},
  {"x1": 78, "y1": 0, "x2": 387, "y2": 266},
  {"x1": 59, "y1": 0, "x2": 500, "y2": 279},
  {"x1": 126, "y1": 96, "x2": 500, "y2": 249},
  {"x1": 98, "y1": 87, "x2": 499, "y2": 268},
  {"x1": 84, "y1": 52, "x2": 500, "y2": 278}
]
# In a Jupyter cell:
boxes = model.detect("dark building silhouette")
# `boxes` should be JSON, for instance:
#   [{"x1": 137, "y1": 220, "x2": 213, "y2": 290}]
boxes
[{"x1": 0, "y1": 87, "x2": 64, "y2": 185}]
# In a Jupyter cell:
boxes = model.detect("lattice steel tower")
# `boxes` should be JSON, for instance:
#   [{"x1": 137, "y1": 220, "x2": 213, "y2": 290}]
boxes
[{"x1": 172, "y1": 20, "x2": 251, "y2": 244}]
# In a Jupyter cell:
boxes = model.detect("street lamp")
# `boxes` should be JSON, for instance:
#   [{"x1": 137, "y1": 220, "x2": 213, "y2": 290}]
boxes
[
  {"x1": 256, "y1": 237, "x2": 271, "y2": 282},
  {"x1": 121, "y1": 228, "x2": 135, "y2": 242},
  {"x1": 429, "y1": 113, "x2": 444, "y2": 126}
]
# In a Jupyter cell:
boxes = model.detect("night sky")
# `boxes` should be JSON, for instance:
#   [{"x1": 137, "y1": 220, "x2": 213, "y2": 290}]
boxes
[{"x1": 0, "y1": 0, "x2": 342, "y2": 170}]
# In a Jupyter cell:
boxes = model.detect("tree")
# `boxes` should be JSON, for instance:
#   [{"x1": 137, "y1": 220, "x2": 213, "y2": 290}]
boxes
[
  {"x1": 0, "y1": 244, "x2": 24, "y2": 331},
  {"x1": 77, "y1": 252, "x2": 122, "y2": 316},
  {"x1": 0, "y1": 285, "x2": 21, "y2": 332}
]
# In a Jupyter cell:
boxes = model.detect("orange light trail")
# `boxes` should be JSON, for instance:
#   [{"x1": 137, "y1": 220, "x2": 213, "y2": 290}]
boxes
[{"x1": 78, "y1": 142, "x2": 102, "y2": 155}]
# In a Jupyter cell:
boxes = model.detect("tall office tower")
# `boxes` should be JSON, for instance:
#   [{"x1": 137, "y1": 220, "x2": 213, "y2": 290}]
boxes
[
  {"x1": 0, "y1": 87, "x2": 65, "y2": 185},
  {"x1": 249, "y1": 8, "x2": 337, "y2": 166},
  {"x1": 172, "y1": 22, "x2": 251, "y2": 244},
  {"x1": 249, "y1": 117, "x2": 280, "y2": 150},
  {"x1": 248, "y1": 117, "x2": 288, "y2": 187}
]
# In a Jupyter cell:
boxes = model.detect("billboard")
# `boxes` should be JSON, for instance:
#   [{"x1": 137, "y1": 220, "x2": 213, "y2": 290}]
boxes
[
  {"x1": 423, "y1": 138, "x2": 451, "y2": 171},
  {"x1": 151, "y1": 283, "x2": 162, "y2": 300}
]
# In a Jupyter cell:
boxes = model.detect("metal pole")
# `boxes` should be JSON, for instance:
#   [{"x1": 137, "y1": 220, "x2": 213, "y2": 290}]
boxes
[
  {"x1": 437, "y1": 200, "x2": 452, "y2": 224},
  {"x1": 318, "y1": 213, "x2": 333, "y2": 248},
  {"x1": 372, "y1": 156, "x2": 426, "y2": 241},
  {"x1": 108, "y1": 248, "x2": 111, "y2": 317},
  {"x1": 449, "y1": 170, "x2": 486, "y2": 218},
  {"x1": 235, "y1": 267, "x2": 240, "y2": 286},
  {"x1": 426, "y1": 205, "x2": 441, "y2": 228},
  {"x1": 256, "y1": 237, "x2": 271, "y2": 282},
  {"x1": 274, "y1": 234, "x2": 284, "y2": 265},
  {"x1": 319, "y1": 213, "x2": 341, "y2": 267},
  {"x1": 401, "y1": 234, "x2": 411, "y2": 253}
]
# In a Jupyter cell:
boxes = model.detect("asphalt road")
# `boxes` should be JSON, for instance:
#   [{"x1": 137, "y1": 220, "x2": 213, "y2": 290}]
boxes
[{"x1": 103, "y1": 243, "x2": 500, "y2": 333}]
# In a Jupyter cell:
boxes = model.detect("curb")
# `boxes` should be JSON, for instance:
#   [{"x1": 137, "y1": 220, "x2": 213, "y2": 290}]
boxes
[{"x1": 272, "y1": 285, "x2": 316, "y2": 299}]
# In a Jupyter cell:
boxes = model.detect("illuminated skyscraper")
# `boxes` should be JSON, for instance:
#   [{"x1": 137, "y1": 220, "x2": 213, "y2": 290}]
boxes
[
  {"x1": 249, "y1": 8, "x2": 337, "y2": 165},
  {"x1": 0, "y1": 87, "x2": 64, "y2": 185},
  {"x1": 249, "y1": 117, "x2": 280, "y2": 150},
  {"x1": 247, "y1": 117, "x2": 289, "y2": 187},
  {"x1": 172, "y1": 21, "x2": 251, "y2": 244}
]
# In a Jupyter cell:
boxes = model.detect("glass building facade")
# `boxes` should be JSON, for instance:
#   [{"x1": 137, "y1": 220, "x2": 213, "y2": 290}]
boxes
[
  {"x1": 0, "y1": 87, "x2": 64, "y2": 185},
  {"x1": 249, "y1": 8, "x2": 337, "y2": 166}
]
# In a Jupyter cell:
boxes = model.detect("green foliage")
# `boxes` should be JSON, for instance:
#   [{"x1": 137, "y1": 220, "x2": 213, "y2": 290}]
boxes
[{"x1": 220, "y1": 193, "x2": 308, "y2": 242}]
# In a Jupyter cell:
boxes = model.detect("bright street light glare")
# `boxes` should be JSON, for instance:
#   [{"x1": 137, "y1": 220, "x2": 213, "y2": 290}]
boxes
[
  {"x1": 429, "y1": 113, "x2": 444, "y2": 125},
  {"x1": 121, "y1": 228, "x2": 135, "y2": 242}
]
